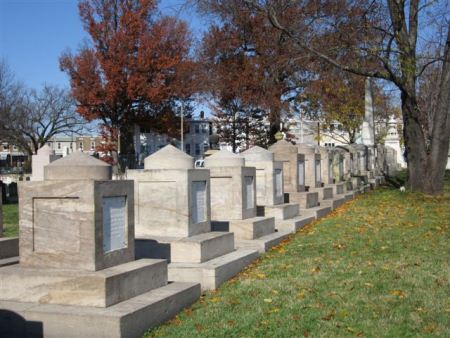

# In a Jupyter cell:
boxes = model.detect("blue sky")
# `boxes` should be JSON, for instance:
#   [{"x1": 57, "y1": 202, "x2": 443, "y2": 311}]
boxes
[{"x1": 0, "y1": 0, "x2": 206, "y2": 89}]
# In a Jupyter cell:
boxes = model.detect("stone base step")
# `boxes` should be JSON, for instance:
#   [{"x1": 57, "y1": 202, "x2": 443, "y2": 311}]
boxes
[
  {"x1": 0, "y1": 282, "x2": 200, "y2": 338},
  {"x1": 219, "y1": 216, "x2": 275, "y2": 241},
  {"x1": 275, "y1": 215, "x2": 316, "y2": 233},
  {"x1": 170, "y1": 232, "x2": 235, "y2": 264},
  {"x1": 288, "y1": 191, "x2": 319, "y2": 209},
  {"x1": 331, "y1": 183, "x2": 345, "y2": 195},
  {"x1": 0, "y1": 259, "x2": 167, "y2": 308},
  {"x1": 302, "y1": 205, "x2": 332, "y2": 220},
  {"x1": 0, "y1": 256, "x2": 19, "y2": 267},
  {"x1": 236, "y1": 229, "x2": 291, "y2": 253},
  {"x1": 168, "y1": 248, "x2": 259, "y2": 291},
  {"x1": 344, "y1": 192, "x2": 355, "y2": 201},
  {"x1": 310, "y1": 186, "x2": 333, "y2": 200},
  {"x1": 345, "y1": 181, "x2": 353, "y2": 192},
  {"x1": 320, "y1": 196, "x2": 346, "y2": 210},
  {"x1": 261, "y1": 203, "x2": 299, "y2": 220},
  {"x1": 0, "y1": 237, "x2": 19, "y2": 260}
]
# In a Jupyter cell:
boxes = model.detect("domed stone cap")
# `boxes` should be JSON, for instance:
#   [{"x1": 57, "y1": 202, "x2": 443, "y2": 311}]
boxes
[
  {"x1": 144, "y1": 144, "x2": 194, "y2": 170},
  {"x1": 44, "y1": 151, "x2": 111, "y2": 181},
  {"x1": 242, "y1": 146, "x2": 274, "y2": 162},
  {"x1": 37, "y1": 144, "x2": 55, "y2": 156},
  {"x1": 204, "y1": 149, "x2": 245, "y2": 168},
  {"x1": 296, "y1": 142, "x2": 318, "y2": 155},
  {"x1": 268, "y1": 139, "x2": 297, "y2": 153}
]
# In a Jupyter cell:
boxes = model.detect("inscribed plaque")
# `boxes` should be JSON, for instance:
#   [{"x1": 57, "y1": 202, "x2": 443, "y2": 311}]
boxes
[
  {"x1": 192, "y1": 181, "x2": 207, "y2": 224},
  {"x1": 298, "y1": 160, "x2": 305, "y2": 185},
  {"x1": 315, "y1": 159, "x2": 321, "y2": 183},
  {"x1": 103, "y1": 196, "x2": 126, "y2": 252},
  {"x1": 274, "y1": 169, "x2": 283, "y2": 197},
  {"x1": 244, "y1": 176, "x2": 254, "y2": 209}
]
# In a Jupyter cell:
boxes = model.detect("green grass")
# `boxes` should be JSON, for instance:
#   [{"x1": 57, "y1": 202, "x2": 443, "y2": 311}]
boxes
[
  {"x1": 146, "y1": 175, "x2": 450, "y2": 337},
  {"x1": 2, "y1": 204, "x2": 18, "y2": 237}
]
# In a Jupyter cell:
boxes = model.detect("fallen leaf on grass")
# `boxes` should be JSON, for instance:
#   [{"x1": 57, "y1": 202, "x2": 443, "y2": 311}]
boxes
[
  {"x1": 256, "y1": 273, "x2": 266, "y2": 279},
  {"x1": 310, "y1": 266, "x2": 321, "y2": 274},
  {"x1": 264, "y1": 298, "x2": 273, "y2": 303},
  {"x1": 364, "y1": 283, "x2": 374, "y2": 288},
  {"x1": 297, "y1": 290, "x2": 307, "y2": 299},
  {"x1": 209, "y1": 297, "x2": 221, "y2": 303},
  {"x1": 269, "y1": 308, "x2": 280, "y2": 313},
  {"x1": 389, "y1": 290, "x2": 407, "y2": 298},
  {"x1": 321, "y1": 311, "x2": 335, "y2": 321}
]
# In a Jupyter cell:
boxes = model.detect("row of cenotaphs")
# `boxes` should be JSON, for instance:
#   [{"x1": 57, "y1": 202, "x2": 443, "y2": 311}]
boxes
[{"x1": 0, "y1": 139, "x2": 385, "y2": 338}]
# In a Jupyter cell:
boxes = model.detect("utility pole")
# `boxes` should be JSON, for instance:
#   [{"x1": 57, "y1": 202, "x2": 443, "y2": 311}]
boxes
[{"x1": 180, "y1": 104, "x2": 184, "y2": 152}]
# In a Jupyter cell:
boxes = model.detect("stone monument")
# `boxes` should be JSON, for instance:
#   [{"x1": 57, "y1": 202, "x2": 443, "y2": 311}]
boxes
[
  {"x1": 0, "y1": 151, "x2": 200, "y2": 337},
  {"x1": 31, "y1": 144, "x2": 60, "y2": 181},
  {"x1": 269, "y1": 140, "x2": 330, "y2": 220},
  {"x1": 317, "y1": 147, "x2": 347, "y2": 209},
  {"x1": 385, "y1": 115, "x2": 406, "y2": 168},
  {"x1": 127, "y1": 145, "x2": 258, "y2": 290},
  {"x1": 205, "y1": 150, "x2": 286, "y2": 253},
  {"x1": 242, "y1": 146, "x2": 315, "y2": 233}
]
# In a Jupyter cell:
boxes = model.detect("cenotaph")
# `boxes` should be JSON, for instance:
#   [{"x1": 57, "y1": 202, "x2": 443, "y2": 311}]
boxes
[
  {"x1": 0, "y1": 151, "x2": 200, "y2": 338},
  {"x1": 317, "y1": 146, "x2": 346, "y2": 210},
  {"x1": 0, "y1": 185, "x2": 19, "y2": 266},
  {"x1": 205, "y1": 150, "x2": 287, "y2": 253},
  {"x1": 269, "y1": 140, "x2": 330, "y2": 220},
  {"x1": 242, "y1": 146, "x2": 315, "y2": 233},
  {"x1": 31, "y1": 144, "x2": 60, "y2": 181},
  {"x1": 127, "y1": 145, "x2": 258, "y2": 290}
]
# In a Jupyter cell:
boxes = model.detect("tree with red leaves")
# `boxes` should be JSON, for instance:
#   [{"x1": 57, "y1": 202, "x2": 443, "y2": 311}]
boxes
[{"x1": 60, "y1": 0, "x2": 194, "y2": 169}]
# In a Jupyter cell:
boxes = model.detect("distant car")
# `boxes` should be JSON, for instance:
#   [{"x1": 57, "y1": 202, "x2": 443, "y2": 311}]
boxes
[{"x1": 195, "y1": 159, "x2": 204, "y2": 168}]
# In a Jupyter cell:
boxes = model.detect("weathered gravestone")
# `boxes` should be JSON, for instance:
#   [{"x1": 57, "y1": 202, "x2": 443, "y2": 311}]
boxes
[
  {"x1": 205, "y1": 150, "x2": 288, "y2": 253},
  {"x1": 31, "y1": 144, "x2": 60, "y2": 181},
  {"x1": 316, "y1": 146, "x2": 347, "y2": 210},
  {"x1": 127, "y1": 145, "x2": 258, "y2": 290},
  {"x1": 242, "y1": 146, "x2": 315, "y2": 232},
  {"x1": 0, "y1": 151, "x2": 200, "y2": 338}
]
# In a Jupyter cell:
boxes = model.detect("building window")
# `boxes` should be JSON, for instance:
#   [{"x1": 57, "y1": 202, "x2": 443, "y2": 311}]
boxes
[
  {"x1": 57, "y1": 143, "x2": 61, "y2": 149},
  {"x1": 70, "y1": 142, "x2": 73, "y2": 149},
  {"x1": 195, "y1": 143, "x2": 200, "y2": 155},
  {"x1": 201, "y1": 124, "x2": 208, "y2": 133},
  {"x1": 2, "y1": 144, "x2": 8, "y2": 151},
  {"x1": 195, "y1": 124, "x2": 200, "y2": 134},
  {"x1": 91, "y1": 141, "x2": 95, "y2": 150},
  {"x1": 79, "y1": 142, "x2": 83, "y2": 150},
  {"x1": 185, "y1": 144, "x2": 191, "y2": 155}
]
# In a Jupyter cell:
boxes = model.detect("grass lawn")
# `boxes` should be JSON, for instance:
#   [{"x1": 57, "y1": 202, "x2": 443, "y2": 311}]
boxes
[
  {"x1": 147, "y1": 175, "x2": 450, "y2": 337},
  {"x1": 2, "y1": 203, "x2": 18, "y2": 237}
]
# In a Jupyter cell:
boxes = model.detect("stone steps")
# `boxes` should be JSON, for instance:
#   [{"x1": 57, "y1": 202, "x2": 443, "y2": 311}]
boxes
[
  {"x1": 288, "y1": 191, "x2": 319, "y2": 209},
  {"x1": 170, "y1": 232, "x2": 235, "y2": 263},
  {"x1": 226, "y1": 216, "x2": 275, "y2": 240},
  {"x1": 320, "y1": 196, "x2": 347, "y2": 210},
  {"x1": 169, "y1": 248, "x2": 259, "y2": 291},
  {"x1": 0, "y1": 259, "x2": 168, "y2": 308},
  {"x1": 262, "y1": 203, "x2": 299, "y2": 220},
  {"x1": 275, "y1": 214, "x2": 315, "y2": 233},
  {"x1": 0, "y1": 282, "x2": 200, "y2": 338},
  {"x1": 302, "y1": 205, "x2": 332, "y2": 220},
  {"x1": 236, "y1": 229, "x2": 292, "y2": 253},
  {"x1": 310, "y1": 186, "x2": 334, "y2": 200}
]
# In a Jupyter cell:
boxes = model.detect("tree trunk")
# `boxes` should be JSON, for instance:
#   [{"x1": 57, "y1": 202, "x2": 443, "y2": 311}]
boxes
[
  {"x1": 119, "y1": 124, "x2": 136, "y2": 170},
  {"x1": 402, "y1": 92, "x2": 449, "y2": 194}
]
